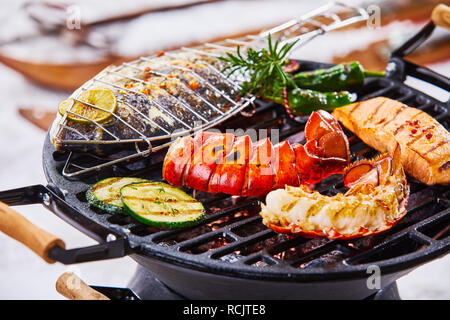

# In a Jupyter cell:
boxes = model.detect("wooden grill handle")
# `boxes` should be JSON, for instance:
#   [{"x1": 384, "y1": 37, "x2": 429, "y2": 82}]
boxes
[
  {"x1": 432, "y1": 4, "x2": 450, "y2": 29},
  {"x1": 0, "y1": 201, "x2": 65, "y2": 263},
  {"x1": 56, "y1": 272, "x2": 110, "y2": 300}
]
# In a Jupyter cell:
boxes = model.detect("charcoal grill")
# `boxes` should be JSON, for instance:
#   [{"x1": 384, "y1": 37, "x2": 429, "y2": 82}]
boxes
[{"x1": 0, "y1": 4, "x2": 449, "y2": 300}]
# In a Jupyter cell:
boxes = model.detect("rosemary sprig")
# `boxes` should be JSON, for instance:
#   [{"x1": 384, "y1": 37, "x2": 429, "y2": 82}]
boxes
[{"x1": 219, "y1": 34, "x2": 299, "y2": 96}]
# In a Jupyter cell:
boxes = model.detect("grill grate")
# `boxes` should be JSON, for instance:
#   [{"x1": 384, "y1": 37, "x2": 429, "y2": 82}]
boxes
[{"x1": 45, "y1": 64, "x2": 449, "y2": 280}]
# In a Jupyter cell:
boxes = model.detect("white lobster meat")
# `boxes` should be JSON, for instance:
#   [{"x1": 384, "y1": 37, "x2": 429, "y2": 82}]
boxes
[{"x1": 260, "y1": 144, "x2": 409, "y2": 239}]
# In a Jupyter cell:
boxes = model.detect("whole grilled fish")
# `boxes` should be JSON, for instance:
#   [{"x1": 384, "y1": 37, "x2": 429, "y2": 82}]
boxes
[{"x1": 50, "y1": 49, "x2": 245, "y2": 152}]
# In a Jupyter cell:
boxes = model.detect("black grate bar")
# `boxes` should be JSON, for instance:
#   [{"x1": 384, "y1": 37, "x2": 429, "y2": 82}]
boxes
[
  {"x1": 345, "y1": 207, "x2": 450, "y2": 265},
  {"x1": 210, "y1": 228, "x2": 275, "y2": 260},
  {"x1": 292, "y1": 244, "x2": 353, "y2": 269},
  {"x1": 150, "y1": 198, "x2": 260, "y2": 244}
]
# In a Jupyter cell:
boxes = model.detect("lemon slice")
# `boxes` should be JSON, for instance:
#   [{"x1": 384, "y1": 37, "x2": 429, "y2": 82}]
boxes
[{"x1": 59, "y1": 89, "x2": 117, "y2": 123}]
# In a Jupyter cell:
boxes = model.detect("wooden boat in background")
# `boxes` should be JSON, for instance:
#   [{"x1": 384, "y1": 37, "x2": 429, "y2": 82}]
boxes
[
  {"x1": 1, "y1": 0, "x2": 447, "y2": 92},
  {"x1": 0, "y1": 53, "x2": 126, "y2": 92}
]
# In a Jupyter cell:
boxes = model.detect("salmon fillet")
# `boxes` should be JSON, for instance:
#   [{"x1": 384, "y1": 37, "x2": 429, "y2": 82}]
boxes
[{"x1": 332, "y1": 97, "x2": 450, "y2": 185}]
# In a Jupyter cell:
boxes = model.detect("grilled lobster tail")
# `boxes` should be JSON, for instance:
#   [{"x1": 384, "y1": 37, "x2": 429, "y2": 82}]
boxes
[
  {"x1": 163, "y1": 110, "x2": 350, "y2": 196},
  {"x1": 261, "y1": 143, "x2": 409, "y2": 239}
]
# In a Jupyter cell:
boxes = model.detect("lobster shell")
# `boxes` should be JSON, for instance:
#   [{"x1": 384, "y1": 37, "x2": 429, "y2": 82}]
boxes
[{"x1": 163, "y1": 110, "x2": 350, "y2": 197}]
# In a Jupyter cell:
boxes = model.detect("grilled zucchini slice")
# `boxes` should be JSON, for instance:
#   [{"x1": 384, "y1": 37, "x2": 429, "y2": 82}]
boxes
[
  {"x1": 120, "y1": 182, "x2": 205, "y2": 228},
  {"x1": 86, "y1": 177, "x2": 148, "y2": 214}
]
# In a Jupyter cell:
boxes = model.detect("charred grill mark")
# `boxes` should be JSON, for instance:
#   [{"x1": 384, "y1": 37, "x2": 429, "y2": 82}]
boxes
[
  {"x1": 92, "y1": 177, "x2": 122, "y2": 191},
  {"x1": 424, "y1": 138, "x2": 449, "y2": 156},
  {"x1": 393, "y1": 123, "x2": 407, "y2": 136},
  {"x1": 406, "y1": 125, "x2": 435, "y2": 147},
  {"x1": 372, "y1": 100, "x2": 386, "y2": 117},
  {"x1": 393, "y1": 111, "x2": 422, "y2": 136},
  {"x1": 349, "y1": 102, "x2": 361, "y2": 116},
  {"x1": 123, "y1": 196, "x2": 198, "y2": 203},
  {"x1": 409, "y1": 145, "x2": 430, "y2": 164},
  {"x1": 382, "y1": 105, "x2": 406, "y2": 128},
  {"x1": 281, "y1": 199, "x2": 299, "y2": 212},
  {"x1": 363, "y1": 100, "x2": 386, "y2": 127},
  {"x1": 102, "y1": 196, "x2": 123, "y2": 203},
  {"x1": 147, "y1": 210, "x2": 202, "y2": 213},
  {"x1": 439, "y1": 161, "x2": 450, "y2": 171}
]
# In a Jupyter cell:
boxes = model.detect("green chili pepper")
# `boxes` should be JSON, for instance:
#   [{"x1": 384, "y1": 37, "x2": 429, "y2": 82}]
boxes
[
  {"x1": 293, "y1": 61, "x2": 385, "y2": 92},
  {"x1": 264, "y1": 88, "x2": 354, "y2": 116}
]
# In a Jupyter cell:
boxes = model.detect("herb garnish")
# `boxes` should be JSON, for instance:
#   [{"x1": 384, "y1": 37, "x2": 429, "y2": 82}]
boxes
[{"x1": 219, "y1": 34, "x2": 299, "y2": 97}]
